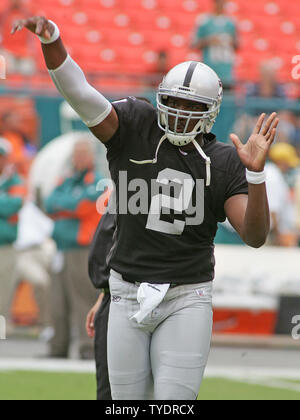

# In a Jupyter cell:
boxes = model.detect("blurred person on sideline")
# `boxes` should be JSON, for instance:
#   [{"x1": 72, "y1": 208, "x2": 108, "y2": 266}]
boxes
[
  {"x1": 146, "y1": 50, "x2": 170, "y2": 89},
  {"x1": 14, "y1": 201, "x2": 56, "y2": 330},
  {"x1": 265, "y1": 143, "x2": 300, "y2": 246},
  {"x1": 0, "y1": 0, "x2": 35, "y2": 76},
  {"x1": 44, "y1": 138, "x2": 103, "y2": 359},
  {"x1": 0, "y1": 137, "x2": 26, "y2": 326},
  {"x1": 1, "y1": 110, "x2": 38, "y2": 176},
  {"x1": 247, "y1": 61, "x2": 287, "y2": 99},
  {"x1": 295, "y1": 167, "x2": 300, "y2": 244},
  {"x1": 191, "y1": 0, "x2": 238, "y2": 91},
  {"x1": 232, "y1": 110, "x2": 297, "y2": 160},
  {"x1": 292, "y1": 114, "x2": 300, "y2": 157},
  {"x1": 275, "y1": 111, "x2": 298, "y2": 144}
]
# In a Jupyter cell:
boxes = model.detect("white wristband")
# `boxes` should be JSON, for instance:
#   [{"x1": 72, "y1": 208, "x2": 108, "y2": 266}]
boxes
[
  {"x1": 246, "y1": 169, "x2": 266, "y2": 185},
  {"x1": 38, "y1": 20, "x2": 60, "y2": 44}
]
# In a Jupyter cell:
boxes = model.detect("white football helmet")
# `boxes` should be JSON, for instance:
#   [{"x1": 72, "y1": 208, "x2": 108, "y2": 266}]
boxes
[{"x1": 157, "y1": 61, "x2": 223, "y2": 147}]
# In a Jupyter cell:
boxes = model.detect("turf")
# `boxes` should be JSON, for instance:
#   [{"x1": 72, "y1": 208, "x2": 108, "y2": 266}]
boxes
[
  {"x1": 0, "y1": 371, "x2": 97, "y2": 400},
  {"x1": 198, "y1": 377, "x2": 300, "y2": 400},
  {"x1": 0, "y1": 372, "x2": 299, "y2": 400}
]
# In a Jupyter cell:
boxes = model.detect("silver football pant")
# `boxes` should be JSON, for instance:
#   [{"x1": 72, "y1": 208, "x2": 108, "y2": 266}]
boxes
[{"x1": 107, "y1": 269, "x2": 213, "y2": 400}]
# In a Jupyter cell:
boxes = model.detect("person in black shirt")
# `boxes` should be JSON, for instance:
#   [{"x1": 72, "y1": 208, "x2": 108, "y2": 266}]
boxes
[
  {"x1": 86, "y1": 209, "x2": 115, "y2": 401},
  {"x1": 15, "y1": 17, "x2": 279, "y2": 400}
]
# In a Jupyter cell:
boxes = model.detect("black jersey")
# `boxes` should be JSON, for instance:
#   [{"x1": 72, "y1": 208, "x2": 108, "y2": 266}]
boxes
[
  {"x1": 88, "y1": 211, "x2": 116, "y2": 290},
  {"x1": 105, "y1": 97, "x2": 248, "y2": 285}
]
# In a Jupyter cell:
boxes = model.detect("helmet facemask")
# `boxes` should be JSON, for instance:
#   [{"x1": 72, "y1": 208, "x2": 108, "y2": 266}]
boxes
[
  {"x1": 156, "y1": 61, "x2": 223, "y2": 147},
  {"x1": 157, "y1": 89, "x2": 222, "y2": 147}
]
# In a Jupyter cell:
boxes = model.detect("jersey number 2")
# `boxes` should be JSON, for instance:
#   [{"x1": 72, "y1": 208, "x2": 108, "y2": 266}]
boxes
[{"x1": 146, "y1": 168, "x2": 195, "y2": 236}]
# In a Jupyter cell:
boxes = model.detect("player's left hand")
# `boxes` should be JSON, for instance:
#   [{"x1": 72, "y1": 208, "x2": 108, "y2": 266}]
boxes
[
  {"x1": 230, "y1": 112, "x2": 279, "y2": 172},
  {"x1": 86, "y1": 293, "x2": 104, "y2": 339}
]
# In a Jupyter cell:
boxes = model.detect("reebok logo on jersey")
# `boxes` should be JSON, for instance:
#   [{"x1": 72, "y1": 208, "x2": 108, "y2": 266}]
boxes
[
  {"x1": 112, "y1": 296, "x2": 121, "y2": 303},
  {"x1": 195, "y1": 288, "x2": 210, "y2": 297}
]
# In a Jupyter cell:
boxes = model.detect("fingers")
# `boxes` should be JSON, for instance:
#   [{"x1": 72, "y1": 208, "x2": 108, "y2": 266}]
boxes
[
  {"x1": 252, "y1": 113, "x2": 266, "y2": 135},
  {"x1": 35, "y1": 18, "x2": 45, "y2": 36},
  {"x1": 44, "y1": 28, "x2": 51, "y2": 39},
  {"x1": 266, "y1": 127, "x2": 277, "y2": 146},
  {"x1": 11, "y1": 16, "x2": 50, "y2": 38},
  {"x1": 265, "y1": 117, "x2": 279, "y2": 143},
  {"x1": 11, "y1": 21, "x2": 19, "y2": 34},
  {"x1": 11, "y1": 19, "x2": 25, "y2": 34},
  {"x1": 261, "y1": 112, "x2": 278, "y2": 136},
  {"x1": 230, "y1": 133, "x2": 243, "y2": 150},
  {"x1": 253, "y1": 112, "x2": 279, "y2": 144},
  {"x1": 85, "y1": 311, "x2": 95, "y2": 338}
]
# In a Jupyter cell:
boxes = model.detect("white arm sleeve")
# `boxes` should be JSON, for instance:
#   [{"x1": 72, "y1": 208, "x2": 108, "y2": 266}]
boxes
[{"x1": 48, "y1": 55, "x2": 112, "y2": 128}]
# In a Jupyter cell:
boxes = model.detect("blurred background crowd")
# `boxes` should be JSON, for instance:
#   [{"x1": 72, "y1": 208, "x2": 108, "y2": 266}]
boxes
[{"x1": 0, "y1": 0, "x2": 299, "y2": 356}]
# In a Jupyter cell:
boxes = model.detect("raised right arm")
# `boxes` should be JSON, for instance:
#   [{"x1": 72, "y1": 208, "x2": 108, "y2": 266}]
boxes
[{"x1": 11, "y1": 17, "x2": 119, "y2": 143}]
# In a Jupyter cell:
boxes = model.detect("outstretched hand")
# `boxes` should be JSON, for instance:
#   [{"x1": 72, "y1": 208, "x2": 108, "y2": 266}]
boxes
[
  {"x1": 230, "y1": 112, "x2": 279, "y2": 172},
  {"x1": 11, "y1": 16, "x2": 54, "y2": 40}
]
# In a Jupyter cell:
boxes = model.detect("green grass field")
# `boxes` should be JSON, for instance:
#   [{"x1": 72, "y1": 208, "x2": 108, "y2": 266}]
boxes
[{"x1": 0, "y1": 371, "x2": 300, "y2": 400}]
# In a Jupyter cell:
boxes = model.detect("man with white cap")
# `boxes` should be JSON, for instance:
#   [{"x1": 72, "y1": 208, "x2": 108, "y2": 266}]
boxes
[{"x1": 0, "y1": 137, "x2": 26, "y2": 325}]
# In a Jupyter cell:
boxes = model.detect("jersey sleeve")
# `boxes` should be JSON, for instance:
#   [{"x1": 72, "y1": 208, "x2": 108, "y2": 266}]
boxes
[
  {"x1": 224, "y1": 149, "x2": 248, "y2": 202},
  {"x1": 104, "y1": 97, "x2": 156, "y2": 164}
]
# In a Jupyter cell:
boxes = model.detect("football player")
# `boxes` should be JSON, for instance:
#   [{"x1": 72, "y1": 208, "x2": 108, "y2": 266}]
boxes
[{"x1": 13, "y1": 17, "x2": 278, "y2": 400}]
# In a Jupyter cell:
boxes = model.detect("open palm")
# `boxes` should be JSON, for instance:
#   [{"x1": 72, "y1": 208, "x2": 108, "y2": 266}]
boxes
[{"x1": 230, "y1": 113, "x2": 279, "y2": 172}]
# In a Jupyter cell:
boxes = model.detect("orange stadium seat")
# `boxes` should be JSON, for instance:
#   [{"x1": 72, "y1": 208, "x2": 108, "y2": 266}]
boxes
[
  {"x1": 159, "y1": 0, "x2": 209, "y2": 14},
  {"x1": 80, "y1": 0, "x2": 122, "y2": 7},
  {"x1": 84, "y1": 8, "x2": 119, "y2": 27},
  {"x1": 1, "y1": 0, "x2": 298, "y2": 85},
  {"x1": 119, "y1": 0, "x2": 159, "y2": 11}
]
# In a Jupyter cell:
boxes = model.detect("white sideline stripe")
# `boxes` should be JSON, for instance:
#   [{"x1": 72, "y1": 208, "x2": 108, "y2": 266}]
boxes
[
  {"x1": 0, "y1": 359, "x2": 96, "y2": 373},
  {"x1": 242, "y1": 378, "x2": 300, "y2": 393},
  {"x1": 205, "y1": 366, "x2": 300, "y2": 380},
  {"x1": 1, "y1": 359, "x2": 300, "y2": 384}
]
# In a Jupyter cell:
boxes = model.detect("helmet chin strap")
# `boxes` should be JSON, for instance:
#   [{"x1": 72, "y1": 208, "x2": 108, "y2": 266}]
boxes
[
  {"x1": 129, "y1": 133, "x2": 211, "y2": 187},
  {"x1": 192, "y1": 139, "x2": 211, "y2": 187},
  {"x1": 129, "y1": 135, "x2": 168, "y2": 165}
]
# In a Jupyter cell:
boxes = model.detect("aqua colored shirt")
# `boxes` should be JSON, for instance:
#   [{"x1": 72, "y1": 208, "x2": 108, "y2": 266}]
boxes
[
  {"x1": 194, "y1": 14, "x2": 237, "y2": 87},
  {"x1": 214, "y1": 223, "x2": 245, "y2": 245},
  {"x1": 0, "y1": 170, "x2": 26, "y2": 246},
  {"x1": 44, "y1": 169, "x2": 104, "y2": 251}
]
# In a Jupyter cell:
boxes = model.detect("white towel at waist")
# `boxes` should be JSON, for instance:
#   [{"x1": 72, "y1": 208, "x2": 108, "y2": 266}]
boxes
[{"x1": 131, "y1": 283, "x2": 170, "y2": 324}]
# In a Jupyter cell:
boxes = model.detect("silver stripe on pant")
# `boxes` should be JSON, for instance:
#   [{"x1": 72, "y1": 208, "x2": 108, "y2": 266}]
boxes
[{"x1": 107, "y1": 269, "x2": 213, "y2": 400}]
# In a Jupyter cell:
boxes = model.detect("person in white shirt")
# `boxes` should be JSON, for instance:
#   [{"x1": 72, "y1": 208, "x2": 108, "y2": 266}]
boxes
[
  {"x1": 14, "y1": 201, "x2": 56, "y2": 327},
  {"x1": 266, "y1": 143, "x2": 300, "y2": 246}
]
